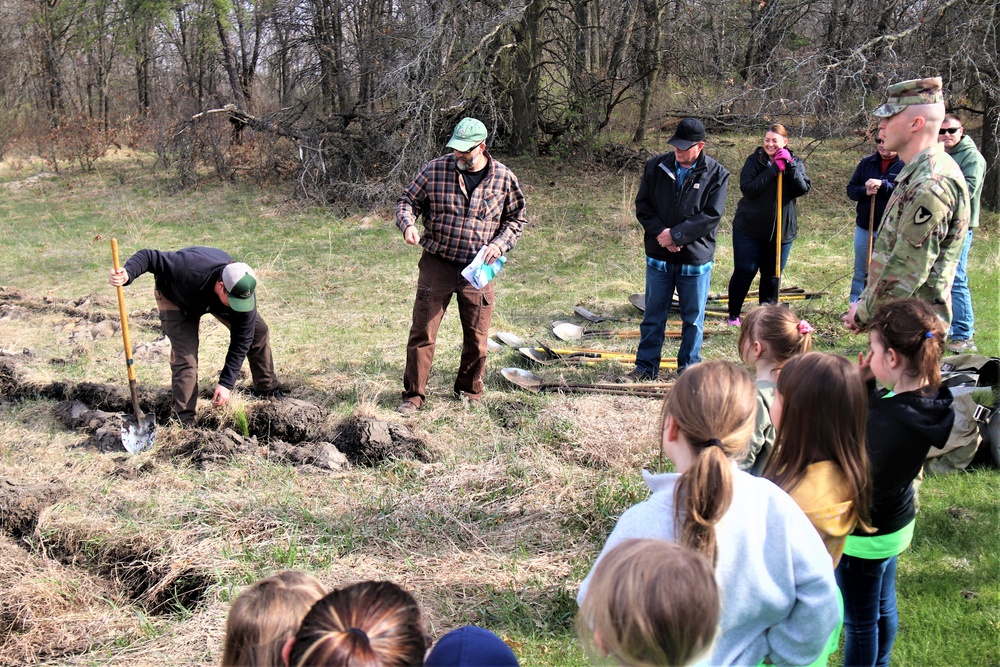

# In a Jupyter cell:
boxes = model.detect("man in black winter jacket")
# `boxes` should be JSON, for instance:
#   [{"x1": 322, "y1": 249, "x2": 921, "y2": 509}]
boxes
[
  {"x1": 631, "y1": 118, "x2": 730, "y2": 379},
  {"x1": 108, "y1": 246, "x2": 282, "y2": 426}
]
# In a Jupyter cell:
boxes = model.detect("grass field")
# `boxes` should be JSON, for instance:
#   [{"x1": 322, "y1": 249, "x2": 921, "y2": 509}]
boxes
[{"x1": 0, "y1": 133, "x2": 997, "y2": 666}]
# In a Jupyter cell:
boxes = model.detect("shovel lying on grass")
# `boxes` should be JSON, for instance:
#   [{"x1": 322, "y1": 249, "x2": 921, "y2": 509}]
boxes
[
  {"x1": 501, "y1": 367, "x2": 672, "y2": 397},
  {"x1": 552, "y1": 321, "x2": 683, "y2": 342},
  {"x1": 111, "y1": 238, "x2": 156, "y2": 454},
  {"x1": 518, "y1": 346, "x2": 678, "y2": 369}
]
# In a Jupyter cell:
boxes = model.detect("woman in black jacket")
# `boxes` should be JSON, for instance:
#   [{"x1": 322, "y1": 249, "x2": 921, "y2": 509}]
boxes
[{"x1": 725, "y1": 124, "x2": 811, "y2": 324}]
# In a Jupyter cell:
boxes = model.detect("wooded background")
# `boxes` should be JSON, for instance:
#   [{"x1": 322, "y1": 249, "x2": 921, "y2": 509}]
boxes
[{"x1": 2, "y1": 0, "x2": 998, "y2": 206}]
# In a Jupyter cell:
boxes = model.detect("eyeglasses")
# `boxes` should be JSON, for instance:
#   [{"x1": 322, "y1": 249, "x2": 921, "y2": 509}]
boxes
[
  {"x1": 939, "y1": 127, "x2": 961, "y2": 135},
  {"x1": 875, "y1": 140, "x2": 884, "y2": 145}
]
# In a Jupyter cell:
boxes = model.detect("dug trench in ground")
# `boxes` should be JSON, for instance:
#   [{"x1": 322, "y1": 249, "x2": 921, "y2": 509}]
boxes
[
  {"x1": 0, "y1": 348, "x2": 433, "y2": 663},
  {"x1": 0, "y1": 478, "x2": 207, "y2": 662},
  {"x1": 1, "y1": 353, "x2": 432, "y2": 466}
]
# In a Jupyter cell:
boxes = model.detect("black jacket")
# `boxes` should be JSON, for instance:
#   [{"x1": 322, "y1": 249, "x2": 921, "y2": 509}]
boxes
[
  {"x1": 846, "y1": 152, "x2": 904, "y2": 232},
  {"x1": 861, "y1": 382, "x2": 953, "y2": 537},
  {"x1": 732, "y1": 147, "x2": 810, "y2": 243},
  {"x1": 635, "y1": 151, "x2": 730, "y2": 265},
  {"x1": 123, "y1": 247, "x2": 256, "y2": 390}
]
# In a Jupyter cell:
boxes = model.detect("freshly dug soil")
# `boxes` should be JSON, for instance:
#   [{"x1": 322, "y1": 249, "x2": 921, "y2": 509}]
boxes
[{"x1": 331, "y1": 414, "x2": 431, "y2": 465}]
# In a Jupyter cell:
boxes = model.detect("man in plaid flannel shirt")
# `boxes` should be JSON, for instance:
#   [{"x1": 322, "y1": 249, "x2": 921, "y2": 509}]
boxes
[{"x1": 395, "y1": 117, "x2": 527, "y2": 414}]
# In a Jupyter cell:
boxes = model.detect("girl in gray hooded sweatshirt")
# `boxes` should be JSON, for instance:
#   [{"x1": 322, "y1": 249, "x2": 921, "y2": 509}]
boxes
[{"x1": 578, "y1": 361, "x2": 839, "y2": 666}]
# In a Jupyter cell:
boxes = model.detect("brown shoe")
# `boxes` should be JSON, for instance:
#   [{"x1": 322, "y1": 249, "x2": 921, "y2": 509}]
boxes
[
  {"x1": 947, "y1": 339, "x2": 977, "y2": 354},
  {"x1": 622, "y1": 368, "x2": 658, "y2": 383},
  {"x1": 397, "y1": 400, "x2": 420, "y2": 415}
]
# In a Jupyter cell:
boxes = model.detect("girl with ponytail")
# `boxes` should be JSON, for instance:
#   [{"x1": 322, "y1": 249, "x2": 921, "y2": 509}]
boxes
[
  {"x1": 837, "y1": 299, "x2": 954, "y2": 667},
  {"x1": 285, "y1": 580, "x2": 426, "y2": 667},
  {"x1": 578, "y1": 361, "x2": 839, "y2": 666}
]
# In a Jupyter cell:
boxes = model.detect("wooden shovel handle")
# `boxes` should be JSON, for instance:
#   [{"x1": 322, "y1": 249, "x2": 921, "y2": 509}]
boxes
[{"x1": 111, "y1": 239, "x2": 138, "y2": 384}]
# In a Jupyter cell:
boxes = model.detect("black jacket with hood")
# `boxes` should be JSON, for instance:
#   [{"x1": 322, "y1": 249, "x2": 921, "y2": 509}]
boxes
[
  {"x1": 732, "y1": 147, "x2": 810, "y2": 243},
  {"x1": 861, "y1": 382, "x2": 954, "y2": 537},
  {"x1": 635, "y1": 150, "x2": 730, "y2": 265}
]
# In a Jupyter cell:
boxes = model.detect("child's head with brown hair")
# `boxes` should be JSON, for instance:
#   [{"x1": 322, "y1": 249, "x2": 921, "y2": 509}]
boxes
[
  {"x1": 867, "y1": 298, "x2": 945, "y2": 392},
  {"x1": 762, "y1": 352, "x2": 871, "y2": 529},
  {"x1": 577, "y1": 538, "x2": 720, "y2": 667},
  {"x1": 660, "y1": 361, "x2": 757, "y2": 566},
  {"x1": 222, "y1": 570, "x2": 326, "y2": 667},
  {"x1": 738, "y1": 305, "x2": 813, "y2": 373},
  {"x1": 287, "y1": 580, "x2": 426, "y2": 667}
]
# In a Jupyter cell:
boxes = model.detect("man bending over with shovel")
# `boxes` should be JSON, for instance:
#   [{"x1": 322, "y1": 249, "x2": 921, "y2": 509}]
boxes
[{"x1": 109, "y1": 247, "x2": 283, "y2": 426}]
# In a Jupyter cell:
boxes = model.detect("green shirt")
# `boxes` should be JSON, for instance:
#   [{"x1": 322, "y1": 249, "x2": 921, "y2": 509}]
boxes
[{"x1": 844, "y1": 519, "x2": 915, "y2": 559}]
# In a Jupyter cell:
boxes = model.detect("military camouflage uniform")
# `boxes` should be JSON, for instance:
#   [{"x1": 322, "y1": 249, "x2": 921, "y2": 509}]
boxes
[{"x1": 853, "y1": 142, "x2": 969, "y2": 327}]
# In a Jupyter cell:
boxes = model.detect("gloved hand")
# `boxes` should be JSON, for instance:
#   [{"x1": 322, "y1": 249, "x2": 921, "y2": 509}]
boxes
[{"x1": 773, "y1": 147, "x2": 792, "y2": 171}]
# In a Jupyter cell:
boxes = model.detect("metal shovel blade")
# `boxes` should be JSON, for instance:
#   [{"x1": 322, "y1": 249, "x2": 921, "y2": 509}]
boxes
[
  {"x1": 552, "y1": 322, "x2": 585, "y2": 341},
  {"x1": 496, "y1": 331, "x2": 528, "y2": 348},
  {"x1": 121, "y1": 413, "x2": 157, "y2": 454},
  {"x1": 501, "y1": 367, "x2": 544, "y2": 392}
]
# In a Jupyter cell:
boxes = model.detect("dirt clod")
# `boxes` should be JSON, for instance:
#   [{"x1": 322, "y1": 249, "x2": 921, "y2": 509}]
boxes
[
  {"x1": 248, "y1": 397, "x2": 327, "y2": 442},
  {"x1": 269, "y1": 440, "x2": 350, "y2": 471},
  {"x1": 332, "y1": 415, "x2": 430, "y2": 465},
  {"x1": 167, "y1": 428, "x2": 258, "y2": 466}
]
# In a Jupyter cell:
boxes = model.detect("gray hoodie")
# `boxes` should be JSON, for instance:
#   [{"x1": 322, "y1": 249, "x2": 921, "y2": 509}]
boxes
[{"x1": 578, "y1": 466, "x2": 839, "y2": 666}]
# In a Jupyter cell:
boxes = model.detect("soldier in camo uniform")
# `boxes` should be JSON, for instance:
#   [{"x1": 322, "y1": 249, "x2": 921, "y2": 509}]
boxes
[{"x1": 843, "y1": 77, "x2": 970, "y2": 333}]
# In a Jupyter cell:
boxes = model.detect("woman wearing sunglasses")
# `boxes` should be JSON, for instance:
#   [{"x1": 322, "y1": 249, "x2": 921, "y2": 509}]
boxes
[{"x1": 845, "y1": 139, "x2": 904, "y2": 304}]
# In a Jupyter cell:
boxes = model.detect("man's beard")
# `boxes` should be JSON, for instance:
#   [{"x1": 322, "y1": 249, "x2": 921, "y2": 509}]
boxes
[{"x1": 456, "y1": 157, "x2": 471, "y2": 171}]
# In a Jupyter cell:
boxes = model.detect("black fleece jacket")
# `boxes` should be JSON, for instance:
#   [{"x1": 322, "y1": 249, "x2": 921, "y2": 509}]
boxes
[
  {"x1": 732, "y1": 147, "x2": 810, "y2": 243},
  {"x1": 635, "y1": 151, "x2": 730, "y2": 265},
  {"x1": 123, "y1": 247, "x2": 256, "y2": 390},
  {"x1": 862, "y1": 382, "x2": 954, "y2": 537}
]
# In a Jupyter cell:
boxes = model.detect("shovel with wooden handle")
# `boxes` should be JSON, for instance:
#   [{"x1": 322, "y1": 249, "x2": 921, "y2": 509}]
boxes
[{"x1": 111, "y1": 238, "x2": 156, "y2": 454}]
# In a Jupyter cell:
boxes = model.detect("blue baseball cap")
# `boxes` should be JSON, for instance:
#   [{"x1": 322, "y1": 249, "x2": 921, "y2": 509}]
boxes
[{"x1": 425, "y1": 626, "x2": 519, "y2": 667}]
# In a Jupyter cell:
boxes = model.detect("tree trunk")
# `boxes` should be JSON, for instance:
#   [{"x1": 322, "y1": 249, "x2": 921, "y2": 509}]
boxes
[
  {"x1": 982, "y1": 92, "x2": 999, "y2": 211},
  {"x1": 633, "y1": 0, "x2": 664, "y2": 144},
  {"x1": 508, "y1": 0, "x2": 546, "y2": 153}
]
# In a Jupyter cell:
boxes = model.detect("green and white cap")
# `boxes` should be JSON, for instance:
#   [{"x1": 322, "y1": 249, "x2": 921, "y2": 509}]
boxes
[
  {"x1": 222, "y1": 262, "x2": 257, "y2": 312},
  {"x1": 446, "y1": 117, "x2": 488, "y2": 152},
  {"x1": 872, "y1": 77, "x2": 944, "y2": 118}
]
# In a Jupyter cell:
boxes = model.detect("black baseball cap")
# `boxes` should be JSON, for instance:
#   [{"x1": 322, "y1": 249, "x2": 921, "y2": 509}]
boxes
[{"x1": 667, "y1": 118, "x2": 706, "y2": 150}]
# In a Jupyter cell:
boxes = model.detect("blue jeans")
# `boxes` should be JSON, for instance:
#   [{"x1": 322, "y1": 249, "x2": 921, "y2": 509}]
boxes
[
  {"x1": 727, "y1": 227, "x2": 792, "y2": 318},
  {"x1": 835, "y1": 554, "x2": 899, "y2": 667},
  {"x1": 949, "y1": 230, "x2": 974, "y2": 340},
  {"x1": 636, "y1": 260, "x2": 712, "y2": 373},
  {"x1": 851, "y1": 226, "x2": 874, "y2": 303}
]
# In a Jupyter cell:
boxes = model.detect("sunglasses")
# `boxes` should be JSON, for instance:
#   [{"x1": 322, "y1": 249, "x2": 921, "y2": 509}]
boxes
[
  {"x1": 875, "y1": 140, "x2": 884, "y2": 145},
  {"x1": 939, "y1": 127, "x2": 961, "y2": 135}
]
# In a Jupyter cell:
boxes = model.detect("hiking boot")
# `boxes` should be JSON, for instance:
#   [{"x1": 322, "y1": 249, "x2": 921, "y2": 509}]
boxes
[
  {"x1": 397, "y1": 400, "x2": 420, "y2": 415},
  {"x1": 726, "y1": 316, "x2": 741, "y2": 326},
  {"x1": 622, "y1": 369, "x2": 658, "y2": 383},
  {"x1": 947, "y1": 339, "x2": 977, "y2": 354},
  {"x1": 249, "y1": 387, "x2": 286, "y2": 399}
]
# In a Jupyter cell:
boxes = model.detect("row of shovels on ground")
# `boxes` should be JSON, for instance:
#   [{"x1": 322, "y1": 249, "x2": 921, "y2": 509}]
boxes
[{"x1": 497, "y1": 286, "x2": 825, "y2": 397}]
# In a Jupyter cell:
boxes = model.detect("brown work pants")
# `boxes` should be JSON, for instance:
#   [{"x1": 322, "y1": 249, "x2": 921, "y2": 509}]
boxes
[
  {"x1": 155, "y1": 290, "x2": 279, "y2": 425},
  {"x1": 402, "y1": 251, "x2": 494, "y2": 407}
]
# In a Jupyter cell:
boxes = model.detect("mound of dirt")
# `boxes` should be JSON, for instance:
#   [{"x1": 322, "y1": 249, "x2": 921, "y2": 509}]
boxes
[
  {"x1": 53, "y1": 400, "x2": 137, "y2": 453},
  {"x1": 161, "y1": 427, "x2": 258, "y2": 467},
  {"x1": 268, "y1": 440, "x2": 350, "y2": 471},
  {"x1": 331, "y1": 415, "x2": 431, "y2": 465},
  {"x1": 0, "y1": 478, "x2": 69, "y2": 539},
  {"x1": 248, "y1": 397, "x2": 328, "y2": 441}
]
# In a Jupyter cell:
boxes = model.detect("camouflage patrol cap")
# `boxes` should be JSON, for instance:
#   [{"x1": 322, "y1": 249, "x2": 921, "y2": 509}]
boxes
[{"x1": 872, "y1": 77, "x2": 944, "y2": 118}]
